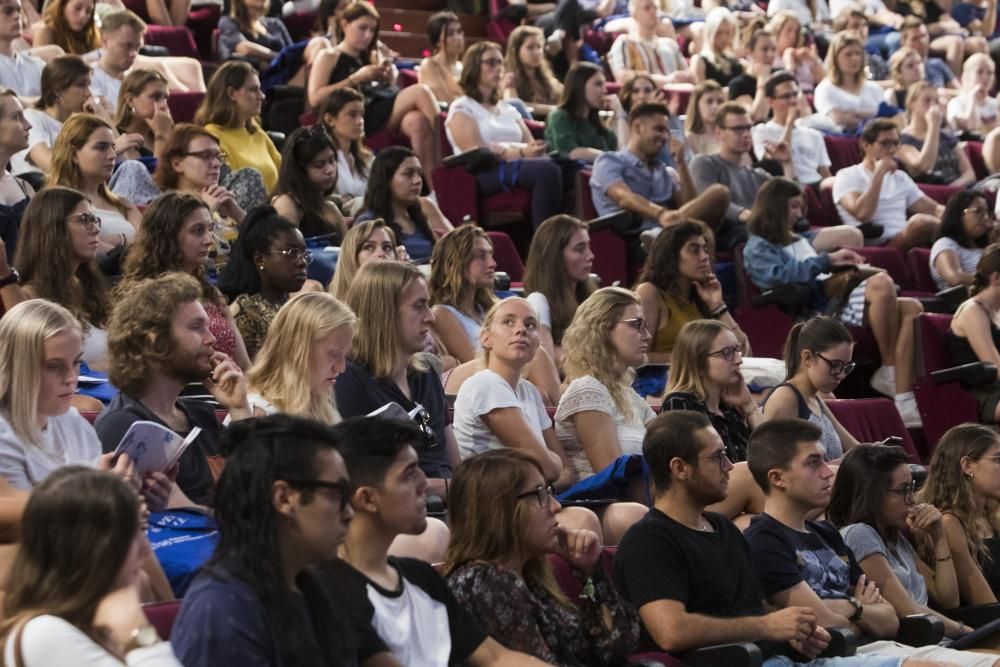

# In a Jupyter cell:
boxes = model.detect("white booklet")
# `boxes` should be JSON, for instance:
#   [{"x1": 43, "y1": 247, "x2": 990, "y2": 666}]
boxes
[{"x1": 113, "y1": 421, "x2": 201, "y2": 476}]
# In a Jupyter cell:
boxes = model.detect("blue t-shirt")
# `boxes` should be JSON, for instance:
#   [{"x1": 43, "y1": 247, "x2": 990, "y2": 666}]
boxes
[
  {"x1": 354, "y1": 209, "x2": 435, "y2": 263},
  {"x1": 926, "y1": 58, "x2": 957, "y2": 88}
]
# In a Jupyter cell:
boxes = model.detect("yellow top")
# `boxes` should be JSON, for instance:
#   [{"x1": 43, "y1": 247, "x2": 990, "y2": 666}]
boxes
[
  {"x1": 651, "y1": 290, "x2": 702, "y2": 354},
  {"x1": 204, "y1": 123, "x2": 282, "y2": 192}
]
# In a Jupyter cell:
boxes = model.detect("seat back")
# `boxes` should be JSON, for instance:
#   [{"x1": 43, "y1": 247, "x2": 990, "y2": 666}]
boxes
[
  {"x1": 824, "y1": 135, "x2": 862, "y2": 174},
  {"x1": 966, "y1": 141, "x2": 989, "y2": 181},
  {"x1": 855, "y1": 246, "x2": 916, "y2": 292},
  {"x1": 916, "y1": 312, "x2": 956, "y2": 376},
  {"x1": 487, "y1": 231, "x2": 524, "y2": 282},
  {"x1": 907, "y1": 247, "x2": 937, "y2": 294},
  {"x1": 731, "y1": 244, "x2": 795, "y2": 359},
  {"x1": 825, "y1": 398, "x2": 921, "y2": 462},
  {"x1": 143, "y1": 600, "x2": 182, "y2": 640}
]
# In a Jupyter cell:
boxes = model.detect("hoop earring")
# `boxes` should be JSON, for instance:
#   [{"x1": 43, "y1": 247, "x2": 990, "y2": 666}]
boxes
[{"x1": 259, "y1": 265, "x2": 265, "y2": 270}]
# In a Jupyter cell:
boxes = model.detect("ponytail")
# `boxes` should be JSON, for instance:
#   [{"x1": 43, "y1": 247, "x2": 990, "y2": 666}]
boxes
[
  {"x1": 782, "y1": 316, "x2": 854, "y2": 381},
  {"x1": 783, "y1": 322, "x2": 806, "y2": 379}
]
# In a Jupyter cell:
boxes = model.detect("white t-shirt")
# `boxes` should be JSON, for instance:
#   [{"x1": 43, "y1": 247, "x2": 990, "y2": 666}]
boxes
[
  {"x1": 752, "y1": 120, "x2": 832, "y2": 185},
  {"x1": 946, "y1": 93, "x2": 999, "y2": 128},
  {"x1": 90, "y1": 64, "x2": 122, "y2": 111},
  {"x1": 0, "y1": 408, "x2": 102, "y2": 491},
  {"x1": 10, "y1": 108, "x2": 61, "y2": 175},
  {"x1": 554, "y1": 375, "x2": 655, "y2": 479},
  {"x1": 813, "y1": 80, "x2": 884, "y2": 122},
  {"x1": 445, "y1": 96, "x2": 524, "y2": 153},
  {"x1": 335, "y1": 149, "x2": 371, "y2": 200},
  {"x1": 0, "y1": 50, "x2": 45, "y2": 98},
  {"x1": 526, "y1": 291, "x2": 552, "y2": 330},
  {"x1": 453, "y1": 369, "x2": 552, "y2": 459},
  {"x1": 929, "y1": 236, "x2": 983, "y2": 291},
  {"x1": 4, "y1": 614, "x2": 182, "y2": 667},
  {"x1": 833, "y1": 163, "x2": 923, "y2": 244},
  {"x1": 766, "y1": 0, "x2": 830, "y2": 24}
]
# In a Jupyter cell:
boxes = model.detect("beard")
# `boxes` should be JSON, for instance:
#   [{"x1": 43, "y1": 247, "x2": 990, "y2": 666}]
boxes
[
  {"x1": 166, "y1": 346, "x2": 212, "y2": 384},
  {"x1": 687, "y1": 468, "x2": 729, "y2": 506}
]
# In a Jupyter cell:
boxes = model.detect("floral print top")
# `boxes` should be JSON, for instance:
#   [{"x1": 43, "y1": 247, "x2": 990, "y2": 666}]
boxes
[{"x1": 447, "y1": 560, "x2": 639, "y2": 666}]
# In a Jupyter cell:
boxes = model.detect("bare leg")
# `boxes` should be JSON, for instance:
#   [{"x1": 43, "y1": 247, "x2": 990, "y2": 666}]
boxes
[
  {"x1": 705, "y1": 462, "x2": 764, "y2": 520},
  {"x1": 889, "y1": 214, "x2": 939, "y2": 253},
  {"x1": 895, "y1": 297, "x2": 923, "y2": 394},
  {"x1": 986, "y1": 127, "x2": 1000, "y2": 173},
  {"x1": 600, "y1": 502, "x2": 648, "y2": 546},
  {"x1": 388, "y1": 517, "x2": 451, "y2": 564},
  {"x1": 811, "y1": 225, "x2": 864, "y2": 252},
  {"x1": 931, "y1": 34, "x2": 965, "y2": 77},
  {"x1": 675, "y1": 183, "x2": 731, "y2": 232},
  {"x1": 556, "y1": 505, "x2": 604, "y2": 543},
  {"x1": 131, "y1": 54, "x2": 207, "y2": 93},
  {"x1": 864, "y1": 271, "x2": 899, "y2": 368}
]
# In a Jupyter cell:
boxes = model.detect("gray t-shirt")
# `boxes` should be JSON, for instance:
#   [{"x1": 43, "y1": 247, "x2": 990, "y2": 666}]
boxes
[
  {"x1": 840, "y1": 522, "x2": 928, "y2": 606},
  {"x1": 0, "y1": 408, "x2": 101, "y2": 490},
  {"x1": 689, "y1": 153, "x2": 770, "y2": 224}
]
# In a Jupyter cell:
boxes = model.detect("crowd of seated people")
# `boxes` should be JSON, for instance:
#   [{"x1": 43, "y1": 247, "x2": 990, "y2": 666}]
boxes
[{"x1": 6, "y1": 0, "x2": 1000, "y2": 663}]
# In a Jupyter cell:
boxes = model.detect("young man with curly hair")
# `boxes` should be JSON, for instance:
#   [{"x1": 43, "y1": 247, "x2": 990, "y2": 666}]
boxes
[{"x1": 95, "y1": 271, "x2": 252, "y2": 507}]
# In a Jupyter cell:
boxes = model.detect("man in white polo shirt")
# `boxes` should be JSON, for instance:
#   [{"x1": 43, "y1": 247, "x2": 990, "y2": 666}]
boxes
[{"x1": 833, "y1": 118, "x2": 943, "y2": 250}]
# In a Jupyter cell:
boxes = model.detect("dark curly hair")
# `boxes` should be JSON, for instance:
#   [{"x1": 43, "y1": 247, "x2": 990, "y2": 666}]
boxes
[{"x1": 636, "y1": 219, "x2": 715, "y2": 316}]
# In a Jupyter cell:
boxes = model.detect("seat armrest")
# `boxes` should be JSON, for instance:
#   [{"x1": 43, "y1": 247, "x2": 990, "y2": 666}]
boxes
[
  {"x1": 895, "y1": 613, "x2": 946, "y2": 647},
  {"x1": 821, "y1": 627, "x2": 858, "y2": 657},
  {"x1": 676, "y1": 642, "x2": 764, "y2": 667},
  {"x1": 750, "y1": 283, "x2": 811, "y2": 309},
  {"x1": 945, "y1": 603, "x2": 1000, "y2": 628},
  {"x1": 493, "y1": 271, "x2": 511, "y2": 292},
  {"x1": 937, "y1": 284, "x2": 969, "y2": 305},
  {"x1": 930, "y1": 362, "x2": 997, "y2": 386}
]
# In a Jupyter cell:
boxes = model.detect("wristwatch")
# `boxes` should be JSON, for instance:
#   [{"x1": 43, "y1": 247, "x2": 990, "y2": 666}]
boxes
[
  {"x1": 0, "y1": 269, "x2": 19, "y2": 288},
  {"x1": 123, "y1": 624, "x2": 159, "y2": 654},
  {"x1": 847, "y1": 596, "x2": 864, "y2": 622}
]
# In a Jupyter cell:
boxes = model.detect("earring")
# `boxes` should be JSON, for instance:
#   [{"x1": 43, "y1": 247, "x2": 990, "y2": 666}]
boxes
[{"x1": 259, "y1": 265, "x2": 265, "y2": 270}]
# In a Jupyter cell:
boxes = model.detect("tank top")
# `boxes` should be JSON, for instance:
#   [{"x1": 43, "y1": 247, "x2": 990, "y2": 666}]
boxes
[
  {"x1": 650, "y1": 290, "x2": 703, "y2": 354},
  {"x1": 437, "y1": 304, "x2": 484, "y2": 352},
  {"x1": 764, "y1": 382, "x2": 844, "y2": 460},
  {"x1": 943, "y1": 512, "x2": 1000, "y2": 600},
  {"x1": 947, "y1": 300, "x2": 1000, "y2": 366},
  {"x1": 0, "y1": 177, "x2": 31, "y2": 263}
]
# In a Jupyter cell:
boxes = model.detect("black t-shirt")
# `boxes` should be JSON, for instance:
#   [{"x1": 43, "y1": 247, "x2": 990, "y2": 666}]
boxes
[
  {"x1": 744, "y1": 513, "x2": 862, "y2": 601},
  {"x1": 728, "y1": 73, "x2": 758, "y2": 101},
  {"x1": 95, "y1": 393, "x2": 220, "y2": 506},
  {"x1": 334, "y1": 360, "x2": 452, "y2": 478},
  {"x1": 662, "y1": 392, "x2": 751, "y2": 462},
  {"x1": 310, "y1": 557, "x2": 487, "y2": 666}
]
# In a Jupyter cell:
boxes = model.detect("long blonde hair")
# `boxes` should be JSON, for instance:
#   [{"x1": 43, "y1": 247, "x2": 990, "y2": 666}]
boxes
[
  {"x1": 476, "y1": 296, "x2": 537, "y2": 369},
  {"x1": 443, "y1": 448, "x2": 570, "y2": 607},
  {"x1": 49, "y1": 114, "x2": 129, "y2": 216},
  {"x1": 327, "y1": 219, "x2": 397, "y2": 299},
  {"x1": 429, "y1": 225, "x2": 496, "y2": 315},
  {"x1": 919, "y1": 424, "x2": 1000, "y2": 565},
  {"x1": 561, "y1": 287, "x2": 641, "y2": 421},
  {"x1": 699, "y1": 7, "x2": 738, "y2": 73},
  {"x1": 665, "y1": 319, "x2": 731, "y2": 400},
  {"x1": 247, "y1": 293, "x2": 356, "y2": 424},
  {"x1": 345, "y1": 261, "x2": 429, "y2": 379},
  {"x1": 0, "y1": 300, "x2": 82, "y2": 449},
  {"x1": 825, "y1": 31, "x2": 865, "y2": 88}
]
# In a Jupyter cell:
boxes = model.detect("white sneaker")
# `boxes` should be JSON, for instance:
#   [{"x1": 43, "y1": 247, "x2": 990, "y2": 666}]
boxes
[
  {"x1": 895, "y1": 396, "x2": 923, "y2": 428},
  {"x1": 870, "y1": 365, "x2": 895, "y2": 397}
]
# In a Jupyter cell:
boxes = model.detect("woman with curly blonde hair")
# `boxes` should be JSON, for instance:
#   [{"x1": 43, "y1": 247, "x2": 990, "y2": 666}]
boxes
[
  {"x1": 245, "y1": 292, "x2": 355, "y2": 424},
  {"x1": 502, "y1": 25, "x2": 562, "y2": 119},
  {"x1": 429, "y1": 225, "x2": 497, "y2": 363},
  {"x1": 48, "y1": 113, "x2": 142, "y2": 254},
  {"x1": 327, "y1": 218, "x2": 403, "y2": 299},
  {"x1": 556, "y1": 287, "x2": 655, "y2": 482},
  {"x1": 920, "y1": 423, "x2": 1000, "y2": 604},
  {"x1": 118, "y1": 191, "x2": 251, "y2": 369}
]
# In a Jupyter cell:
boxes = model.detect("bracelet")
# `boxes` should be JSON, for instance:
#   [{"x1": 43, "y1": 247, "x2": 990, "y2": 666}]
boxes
[
  {"x1": 710, "y1": 304, "x2": 729, "y2": 319},
  {"x1": 936, "y1": 554, "x2": 953, "y2": 562}
]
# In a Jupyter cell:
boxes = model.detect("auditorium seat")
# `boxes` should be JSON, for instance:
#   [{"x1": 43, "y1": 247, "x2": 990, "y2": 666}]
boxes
[
  {"x1": 143, "y1": 600, "x2": 182, "y2": 640},
  {"x1": 825, "y1": 398, "x2": 921, "y2": 463}
]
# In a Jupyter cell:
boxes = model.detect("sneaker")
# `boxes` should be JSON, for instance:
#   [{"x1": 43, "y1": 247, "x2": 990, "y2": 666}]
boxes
[
  {"x1": 870, "y1": 365, "x2": 895, "y2": 397},
  {"x1": 896, "y1": 396, "x2": 923, "y2": 428}
]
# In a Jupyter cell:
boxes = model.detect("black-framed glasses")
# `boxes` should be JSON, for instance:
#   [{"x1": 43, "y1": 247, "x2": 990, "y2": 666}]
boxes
[
  {"x1": 285, "y1": 478, "x2": 353, "y2": 511},
  {"x1": 266, "y1": 247, "x2": 314, "y2": 264},
  {"x1": 183, "y1": 149, "x2": 226, "y2": 162},
  {"x1": 886, "y1": 480, "x2": 917, "y2": 500},
  {"x1": 705, "y1": 345, "x2": 743, "y2": 362},
  {"x1": 620, "y1": 317, "x2": 650, "y2": 335},
  {"x1": 516, "y1": 484, "x2": 557, "y2": 509},
  {"x1": 410, "y1": 404, "x2": 439, "y2": 450},
  {"x1": 698, "y1": 450, "x2": 731, "y2": 470},
  {"x1": 67, "y1": 212, "x2": 102, "y2": 232},
  {"x1": 481, "y1": 57, "x2": 503, "y2": 67},
  {"x1": 773, "y1": 91, "x2": 799, "y2": 100},
  {"x1": 813, "y1": 351, "x2": 856, "y2": 377}
]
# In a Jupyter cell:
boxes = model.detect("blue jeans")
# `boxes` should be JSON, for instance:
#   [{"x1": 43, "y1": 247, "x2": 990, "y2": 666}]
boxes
[{"x1": 763, "y1": 656, "x2": 905, "y2": 667}]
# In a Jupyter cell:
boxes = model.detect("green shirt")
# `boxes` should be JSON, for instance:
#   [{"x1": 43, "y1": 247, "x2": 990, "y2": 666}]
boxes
[{"x1": 544, "y1": 108, "x2": 617, "y2": 157}]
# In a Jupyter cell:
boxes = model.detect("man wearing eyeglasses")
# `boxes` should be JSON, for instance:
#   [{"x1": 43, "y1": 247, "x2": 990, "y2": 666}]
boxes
[
  {"x1": 689, "y1": 102, "x2": 778, "y2": 249},
  {"x1": 312, "y1": 417, "x2": 553, "y2": 667},
  {"x1": 833, "y1": 118, "x2": 944, "y2": 250}
]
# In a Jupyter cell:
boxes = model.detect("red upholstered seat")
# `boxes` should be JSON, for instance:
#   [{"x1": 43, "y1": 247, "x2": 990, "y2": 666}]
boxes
[
  {"x1": 913, "y1": 313, "x2": 982, "y2": 452},
  {"x1": 283, "y1": 10, "x2": 318, "y2": 41},
  {"x1": 143, "y1": 25, "x2": 200, "y2": 60},
  {"x1": 825, "y1": 398, "x2": 921, "y2": 462},
  {"x1": 917, "y1": 183, "x2": 961, "y2": 205},
  {"x1": 731, "y1": 244, "x2": 797, "y2": 359},
  {"x1": 853, "y1": 246, "x2": 920, "y2": 293},
  {"x1": 823, "y1": 135, "x2": 862, "y2": 174},
  {"x1": 576, "y1": 169, "x2": 631, "y2": 286},
  {"x1": 965, "y1": 141, "x2": 989, "y2": 181},
  {"x1": 907, "y1": 247, "x2": 937, "y2": 294},
  {"x1": 167, "y1": 91, "x2": 204, "y2": 124},
  {"x1": 122, "y1": 0, "x2": 216, "y2": 60},
  {"x1": 143, "y1": 601, "x2": 181, "y2": 640},
  {"x1": 805, "y1": 183, "x2": 842, "y2": 228},
  {"x1": 487, "y1": 231, "x2": 524, "y2": 282}
]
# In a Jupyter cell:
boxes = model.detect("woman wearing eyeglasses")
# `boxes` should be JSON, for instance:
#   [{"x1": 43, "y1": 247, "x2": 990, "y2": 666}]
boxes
[
  {"x1": 930, "y1": 191, "x2": 994, "y2": 291},
  {"x1": 744, "y1": 177, "x2": 925, "y2": 428},
  {"x1": 947, "y1": 245, "x2": 1000, "y2": 425},
  {"x1": 762, "y1": 316, "x2": 860, "y2": 462},
  {"x1": 443, "y1": 448, "x2": 640, "y2": 666},
  {"x1": 827, "y1": 444, "x2": 997, "y2": 653},
  {"x1": 664, "y1": 319, "x2": 764, "y2": 526},
  {"x1": 218, "y1": 207, "x2": 311, "y2": 361},
  {"x1": 119, "y1": 192, "x2": 251, "y2": 370}
]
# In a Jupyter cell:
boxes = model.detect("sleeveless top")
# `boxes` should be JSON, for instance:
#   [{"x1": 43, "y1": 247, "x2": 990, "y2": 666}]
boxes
[
  {"x1": 650, "y1": 290, "x2": 703, "y2": 354},
  {"x1": 900, "y1": 130, "x2": 960, "y2": 184},
  {"x1": 0, "y1": 177, "x2": 31, "y2": 262},
  {"x1": 327, "y1": 51, "x2": 397, "y2": 134},
  {"x1": 437, "y1": 304, "x2": 483, "y2": 352},
  {"x1": 947, "y1": 300, "x2": 1000, "y2": 366},
  {"x1": 764, "y1": 382, "x2": 844, "y2": 460},
  {"x1": 943, "y1": 512, "x2": 1000, "y2": 600},
  {"x1": 702, "y1": 53, "x2": 744, "y2": 87}
]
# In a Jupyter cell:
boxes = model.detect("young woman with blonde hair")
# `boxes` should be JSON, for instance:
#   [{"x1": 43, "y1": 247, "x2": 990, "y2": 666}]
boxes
[
  {"x1": 664, "y1": 319, "x2": 764, "y2": 526},
  {"x1": 920, "y1": 423, "x2": 1000, "y2": 604},
  {"x1": 48, "y1": 113, "x2": 142, "y2": 255},
  {"x1": 502, "y1": 25, "x2": 562, "y2": 119},
  {"x1": 682, "y1": 79, "x2": 725, "y2": 157},
  {"x1": 690, "y1": 7, "x2": 742, "y2": 86},
  {"x1": 244, "y1": 292, "x2": 355, "y2": 423},
  {"x1": 444, "y1": 448, "x2": 639, "y2": 665},
  {"x1": 947, "y1": 53, "x2": 999, "y2": 138},
  {"x1": 898, "y1": 81, "x2": 976, "y2": 187},
  {"x1": 886, "y1": 47, "x2": 925, "y2": 109},
  {"x1": 326, "y1": 218, "x2": 404, "y2": 299},
  {"x1": 814, "y1": 31, "x2": 886, "y2": 133}
]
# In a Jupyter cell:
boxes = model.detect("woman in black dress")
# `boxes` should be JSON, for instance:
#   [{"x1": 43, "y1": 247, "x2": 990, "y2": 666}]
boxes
[{"x1": 307, "y1": 0, "x2": 441, "y2": 188}]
